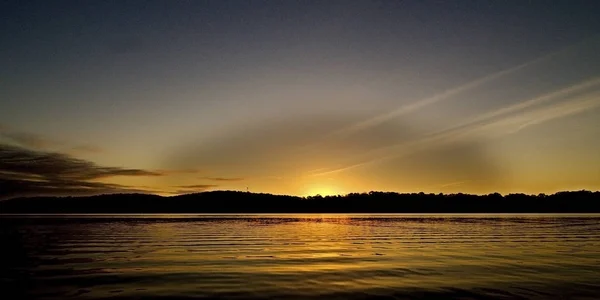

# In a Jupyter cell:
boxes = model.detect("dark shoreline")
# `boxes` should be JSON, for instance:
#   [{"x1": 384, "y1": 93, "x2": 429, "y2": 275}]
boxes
[{"x1": 2, "y1": 190, "x2": 599, "y2": 214}]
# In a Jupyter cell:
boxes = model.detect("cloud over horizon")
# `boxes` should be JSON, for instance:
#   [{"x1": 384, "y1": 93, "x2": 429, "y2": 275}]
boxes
[
  {"x1": 0, "y1": 144, "x2": 161, "y2": 199},
  {"x1": 0, "y1": 124, "x2": 104, "y2": 155},
  {"x1": 203, "y1": 177, "x2": 244, "y2": 182}
]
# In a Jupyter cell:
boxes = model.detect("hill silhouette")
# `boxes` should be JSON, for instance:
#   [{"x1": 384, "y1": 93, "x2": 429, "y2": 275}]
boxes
[{"x1": 1, "y1": 190, "x2": 599, "y2": 213}]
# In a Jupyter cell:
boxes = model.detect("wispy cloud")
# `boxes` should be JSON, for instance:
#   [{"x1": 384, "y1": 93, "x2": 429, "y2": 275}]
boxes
[
  {"x1": 68, "y1": 145, "x2": 104, "y2": 154},
  {"x1": 176, "y1": 184, "x2": 219, "y2": 189},
  {"x1": 437, "y1": 180, "x2": 471, "y2": 189},
  {"x1": 0, "y1": 129, "x2": 55, "y2": 149},
  {"x1": 319, "y1": 41, "x2": 579, "y2": 141},
  {"x1": 501, "y1": 93, "x2": 600, "y2": 135},
  {"x1": 171, "y1": 184, "x2": 219, "y2": 195},
  {"x1": 154, "y1": 169, "x2": 200, "y2": 175},
  {"x1": 0, "y1": 144, "x2": 161, "y2": 199},
  {"x1": 438, "y1": 77, "x2": 600, "y2": 137},
  {"x1": 310, "y1": 78, "x2": 600, "y2": 177},
  {"x1": 203, "y1": 177, "x2": 244, "y2": 182},
  {"x1": 0, "y1": 124, "x2": 104, "y2": 155}
]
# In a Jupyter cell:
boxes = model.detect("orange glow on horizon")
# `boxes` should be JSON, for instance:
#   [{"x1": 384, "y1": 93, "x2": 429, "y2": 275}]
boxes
[{"x1": 303, "y1": 183, "x2": 342, "y2": 197}]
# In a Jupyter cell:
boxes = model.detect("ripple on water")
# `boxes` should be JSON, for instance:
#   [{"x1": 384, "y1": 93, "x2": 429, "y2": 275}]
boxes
[{"x1": 2, "y1": 214, "x2": 600, "y2": 299}]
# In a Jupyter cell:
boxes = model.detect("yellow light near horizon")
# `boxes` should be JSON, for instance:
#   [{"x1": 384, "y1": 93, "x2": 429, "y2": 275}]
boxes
[{"x1": 304, "y1": 184, "x2": 339, "y2": 197}]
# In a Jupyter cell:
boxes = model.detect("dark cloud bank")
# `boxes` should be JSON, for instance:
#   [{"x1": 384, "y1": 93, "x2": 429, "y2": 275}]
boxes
[{"x1": 0, "y1": 144, "x2": 160, "y2": 199}]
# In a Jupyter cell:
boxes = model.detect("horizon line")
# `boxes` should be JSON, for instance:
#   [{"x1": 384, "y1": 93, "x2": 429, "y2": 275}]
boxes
[{"x1": 3, "y1": 189, "x2": 599, "y2": 201}]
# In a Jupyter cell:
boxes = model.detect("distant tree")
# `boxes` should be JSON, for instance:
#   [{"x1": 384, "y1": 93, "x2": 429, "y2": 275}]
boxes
[{"x1": 1, "y1": 190, "x2": 599, "y2": 213}]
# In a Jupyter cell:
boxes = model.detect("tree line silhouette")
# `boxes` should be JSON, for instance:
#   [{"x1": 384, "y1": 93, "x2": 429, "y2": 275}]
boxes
[{"x1": 1, "y1": 190, "x2": 599, "y2": 213}]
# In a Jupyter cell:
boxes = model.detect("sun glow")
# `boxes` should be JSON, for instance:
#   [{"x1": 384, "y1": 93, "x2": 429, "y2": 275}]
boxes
[{"x1": 304, "y1": 184, "x2": 340, "y2": 197}]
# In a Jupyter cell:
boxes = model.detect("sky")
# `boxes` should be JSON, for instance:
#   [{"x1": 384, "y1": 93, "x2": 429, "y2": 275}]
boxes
[{"x1": 1, "y1": 0, "x2": 600, "y2": 198}]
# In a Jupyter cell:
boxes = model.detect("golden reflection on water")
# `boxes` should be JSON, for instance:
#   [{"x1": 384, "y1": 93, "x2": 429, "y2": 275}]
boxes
[{"x1": 3, "y1": 215, "x2": 600, "y2": 299}]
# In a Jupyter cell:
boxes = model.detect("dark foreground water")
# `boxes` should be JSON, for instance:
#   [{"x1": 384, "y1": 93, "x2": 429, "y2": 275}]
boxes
[{"x1": 2, "y1": 214, "x2": 600, "y2": 299}]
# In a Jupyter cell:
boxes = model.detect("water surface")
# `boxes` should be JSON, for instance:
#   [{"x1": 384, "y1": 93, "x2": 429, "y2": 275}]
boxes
[{"x1": 2, "y1": 214, "x2": 600, "y2": 299}]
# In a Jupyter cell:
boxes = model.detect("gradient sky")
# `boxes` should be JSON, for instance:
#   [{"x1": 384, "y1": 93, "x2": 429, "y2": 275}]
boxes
[{"x1": 1, "y1": 0, "x2": 600, "y2": 198}]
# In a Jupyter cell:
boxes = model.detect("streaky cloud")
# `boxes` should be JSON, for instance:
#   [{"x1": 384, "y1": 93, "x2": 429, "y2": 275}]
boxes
[
  {"x1": 502, "y1": 92, "x2": 600, "y2": 135},
  {"x1": 0, "y1": 124, "x2": 104, "y2": 155},
  {"x1": 68, "y1": 145, "x2": 104, "y2": 154},
  {"x1": 0, "y1": 144, "x2": 161, "y2": 199},
  {"x1": 171, "y1": 184, "x2": 220, "y2": 195},
  {"x1": 318, "y1": 37, "x2": 595, "y2": 142},
  {"x1": 203, "y1": 177, "x2": 244, "y2": 182},
  {"x1": 0, "y1": 128, "x2": 56, "y2": 149},
  {"x1": 176, "y1": 184, "x2": 219, "y2": 189},
  {"x1": 311, "y1": 78, "x2": 600, "y2": 177},
  {"x1": 154, "y1": 169, "x2": 200, "y2": 175}
]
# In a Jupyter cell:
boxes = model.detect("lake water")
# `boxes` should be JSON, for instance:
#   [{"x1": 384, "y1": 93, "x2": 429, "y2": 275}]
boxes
[{"x1": 2, "y1": 214, "x2": 600, "y2": 299}]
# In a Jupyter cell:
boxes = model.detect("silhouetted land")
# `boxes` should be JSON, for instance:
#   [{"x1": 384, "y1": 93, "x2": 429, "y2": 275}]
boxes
[{"x1": 1, "y1": 190, "x2": 599, "y2": 213}]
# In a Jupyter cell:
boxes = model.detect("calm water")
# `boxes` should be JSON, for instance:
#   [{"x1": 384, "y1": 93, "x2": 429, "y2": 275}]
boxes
[{"x1": 2, "y1": 214, "x2": 600, "y2": 299}]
